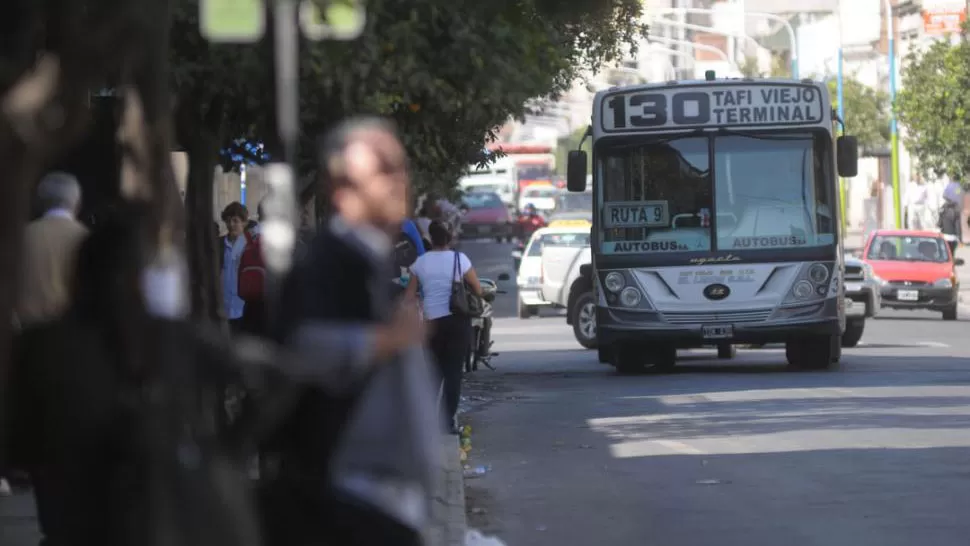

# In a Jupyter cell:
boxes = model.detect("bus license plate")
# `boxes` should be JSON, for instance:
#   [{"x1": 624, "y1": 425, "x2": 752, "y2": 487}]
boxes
[
  {"x1": 702, "y1": 325, "x2": 734, "y2": 339},
  {"x1": 897, "y1": 290, "x2": 919, "y2": 301}
]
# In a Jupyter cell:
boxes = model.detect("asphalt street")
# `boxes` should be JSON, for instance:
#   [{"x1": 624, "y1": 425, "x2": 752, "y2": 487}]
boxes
[{"x1": 460, "y1": 240, "x2": 970, "y2": 546}]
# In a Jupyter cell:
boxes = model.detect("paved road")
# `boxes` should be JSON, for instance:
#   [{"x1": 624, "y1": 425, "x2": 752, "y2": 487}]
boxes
[{"x1": 460, "y1": 241, "x2": 970, "y2": 546}]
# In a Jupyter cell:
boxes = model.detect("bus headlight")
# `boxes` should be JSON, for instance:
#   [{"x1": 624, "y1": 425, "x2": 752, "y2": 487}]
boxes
[
  {"x1": 808, "y1": 263, "x2": 829, "y2": 284},
  {"x1": 792, "y1": 280, "x2": 814, "y2": 299},
  {"x1": 604, "y1": 272, "x2": 625, "y2": 292},
  {"x1": 619, "y1": 286, "x2": 642, "y2": 307}
]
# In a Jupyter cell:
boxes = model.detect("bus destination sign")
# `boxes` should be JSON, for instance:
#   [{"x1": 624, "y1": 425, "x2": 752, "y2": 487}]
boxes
[{"x1": 601, "y1": 84, "x2": 825, "y2": 132}]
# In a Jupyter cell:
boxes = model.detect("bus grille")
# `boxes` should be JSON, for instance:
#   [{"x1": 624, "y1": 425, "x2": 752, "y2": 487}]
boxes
[
  {"x1": 888, "y1": 280, "x2": 929, "y2": 287},
  {"x1": 662, "y1": 309, "x2": 773, "y2": 324}
]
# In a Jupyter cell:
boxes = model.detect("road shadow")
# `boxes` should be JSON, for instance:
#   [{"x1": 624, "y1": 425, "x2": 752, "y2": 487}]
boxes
[
  {"x1": 478, "y1": 351, "x2": 970, "y2": 394},
  {"x1": 872, "y1": 314, "x2": 965, "y2": 322},
  {"x1": 462, "y1": 378, "x2": 970, "y2": 545}
]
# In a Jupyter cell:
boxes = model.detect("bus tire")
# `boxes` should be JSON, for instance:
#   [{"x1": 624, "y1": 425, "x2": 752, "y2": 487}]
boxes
[
  {"x1": 716, "y1": 343, "x2": 736, "y2": 359},
  {"x1": 612, "y1": 344, "x2": 645, "y2": 375},
  {"x1": 841, "y1": 319, "x2": 865, "y2": 348},
  {"x1": 571, "y1": 292, "x2": 598, "y2": 349},
  {"x1": 597, "y1": 345, "x2": 611, "y2": 364},
  {"x1": 651, "y1": 345, "x2": 678, "y2": 371},
  {"x1": 786, "y1": 334, "x2": 840, "y2": 370}
]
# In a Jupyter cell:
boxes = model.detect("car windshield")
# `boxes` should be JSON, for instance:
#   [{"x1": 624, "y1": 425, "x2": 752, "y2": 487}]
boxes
[
  {"x1": 466, "y1": 183, "x2": 503, "y2": 193},
  {"x1": 527, "y1": 231, "x2": 591, "y2": 257},
  {"x1": 524, "y1": 187, "x2": 559, "y2": 198},
  {"x1": 597, "y1": 131, "x2": 834, "y2": 254},
  {"x1": 462, "y1": 192, "x2": 504, "y2": 209},
  {"x1": 866, "y1": 235, "x2": 950, "y2": 263},
  {"x1": 556, "y1": 192, "x2": 593, "y2": 212}
]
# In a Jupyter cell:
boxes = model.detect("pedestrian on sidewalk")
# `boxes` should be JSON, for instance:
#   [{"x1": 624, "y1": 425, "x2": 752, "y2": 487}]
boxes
[
  {"x1": 939, "y1": 181, "x2": 962, "y2": 257},
  {"x1": 5, "y1": 172, "x2": 89, "y2": 496},
  {"x1": 15, "y1": 172, "x2": 89, "y2": 327},
  {"x1": 261, "y1": 116, "x2": 438, "y2": 546},
  {"x1": 219, "y1": 201, "x2": 250, "y2": 333},
  {"x1": 237, "y1": 199, "x2": 269, "y2": 336},
  {"x1": 406, "y1": 220, "x2": 483, "y2": 434}
]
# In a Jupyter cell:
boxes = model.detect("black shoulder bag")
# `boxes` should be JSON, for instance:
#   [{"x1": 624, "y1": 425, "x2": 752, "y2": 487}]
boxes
[{"x1": 448, "y1": 251, "x2": 483, "y2": 317}]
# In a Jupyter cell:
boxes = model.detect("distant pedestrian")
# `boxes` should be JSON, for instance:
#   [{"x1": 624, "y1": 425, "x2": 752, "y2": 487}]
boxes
[
  {"x1": 939, "y1": 181, "x2": 962, "y2": 256},
  {"x1": 237, "y1": 199, "x2": 268, "y2": 335},
  {"x1": 219, "y1": 201, "x2": 250, "y2": 332},
  {"x1": 15, "y1": 172, "x2": 89, "y2": 327},
  {"x1": 406, "y1": 220, "x2": 483, "y2": 434},
  {"x1": 7, "y1": 172, "x2": 89, "y2": 495}
]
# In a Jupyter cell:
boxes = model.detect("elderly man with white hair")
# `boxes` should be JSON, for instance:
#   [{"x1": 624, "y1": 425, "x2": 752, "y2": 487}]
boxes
[{"x1": 15, "y1": 171, "x2": 89, "y2": 327}]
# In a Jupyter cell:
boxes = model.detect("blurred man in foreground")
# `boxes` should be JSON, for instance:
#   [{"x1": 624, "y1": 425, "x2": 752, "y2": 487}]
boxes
[{"x1": 262, "y1": 117, "x2": 438, "y2": 546}]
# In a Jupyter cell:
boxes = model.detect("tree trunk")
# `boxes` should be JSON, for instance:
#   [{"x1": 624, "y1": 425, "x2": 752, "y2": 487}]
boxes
[{"x1": 177, "y1": 95, "x2": 225, "y2": 323}]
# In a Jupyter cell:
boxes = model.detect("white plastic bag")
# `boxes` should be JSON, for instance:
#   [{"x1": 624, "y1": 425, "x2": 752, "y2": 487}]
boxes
[{"x1": 464, "y1": 529, "x2": 508, "y2": 546}]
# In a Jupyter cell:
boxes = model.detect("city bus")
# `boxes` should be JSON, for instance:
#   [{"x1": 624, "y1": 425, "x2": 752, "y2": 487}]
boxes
[{"x1": 564, "y1": 73, "x2": 859, "y2": 372}]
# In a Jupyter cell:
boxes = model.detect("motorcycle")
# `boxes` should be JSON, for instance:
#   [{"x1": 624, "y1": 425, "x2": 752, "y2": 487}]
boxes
[
  {"x1": 466, "y1": 275, "x2": 508, "y2": 373},
  {"x1": 515, "y1": 212, "x2": 547, "y2": 242}
]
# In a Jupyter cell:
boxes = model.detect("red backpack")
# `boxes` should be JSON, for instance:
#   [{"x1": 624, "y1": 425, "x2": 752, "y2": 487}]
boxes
[{"x1": 238, "y1": 232, "x2": 266, "y2": 303}]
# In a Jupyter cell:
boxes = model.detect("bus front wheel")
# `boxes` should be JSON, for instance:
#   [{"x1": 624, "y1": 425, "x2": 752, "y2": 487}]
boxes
[{"x1": 786, "y1": 334, "x2": 841, "y2": 370}]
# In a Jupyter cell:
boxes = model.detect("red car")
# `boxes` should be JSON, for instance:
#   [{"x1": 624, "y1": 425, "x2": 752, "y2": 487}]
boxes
[
  {"x1": 460, "y1": 191, "x2": 514, "y2": 242},
  {"x1": 861, "y1": 229, "x2": 965, "y2": 320}
]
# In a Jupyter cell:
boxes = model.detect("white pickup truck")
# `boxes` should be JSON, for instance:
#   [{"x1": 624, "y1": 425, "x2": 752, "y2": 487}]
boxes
[{"x1": 538, "y1": 242, "x2": 597, "y2": 350}]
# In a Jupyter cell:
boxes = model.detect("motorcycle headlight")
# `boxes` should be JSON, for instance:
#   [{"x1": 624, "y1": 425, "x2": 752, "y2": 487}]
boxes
[
  {"x1": 619, "y1": 287, "x2": 642, "y2": 307},
  {"x1": 934, "y1": 277, "x2": 954, "y2": 288},
  {"x1": 604, "y1": 272, "x2": 625, "y2": 292}
]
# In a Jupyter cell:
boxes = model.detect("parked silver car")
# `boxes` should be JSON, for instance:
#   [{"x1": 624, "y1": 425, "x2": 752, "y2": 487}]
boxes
[{"x1": 843, "y1": 254, "x2": 881, "y2": 348}]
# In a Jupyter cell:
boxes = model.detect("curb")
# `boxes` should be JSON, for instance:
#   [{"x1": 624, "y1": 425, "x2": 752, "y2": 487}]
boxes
[{"x1": 424, "y1": 434, "x2": 468, "y2": 546}]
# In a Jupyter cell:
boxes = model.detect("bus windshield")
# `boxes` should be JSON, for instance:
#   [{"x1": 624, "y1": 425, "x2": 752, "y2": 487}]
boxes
[
  {"x1": 519, "y1": 164, "x2": 553, "y2": 180},
  {"x1": 597, "y1": 131, "x2": 835, "y2": 254}
]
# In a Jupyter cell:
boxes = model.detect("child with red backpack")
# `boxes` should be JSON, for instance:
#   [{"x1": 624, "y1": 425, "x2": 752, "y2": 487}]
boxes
[{"x1": 237, "y1": 201, "x2": 268, "y2": 335}]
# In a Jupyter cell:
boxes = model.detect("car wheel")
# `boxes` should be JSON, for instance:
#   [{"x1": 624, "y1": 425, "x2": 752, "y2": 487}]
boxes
[
  {"x1": 942, "y1": 303, "x2": 958, "y2": 321},
  {"x1": 571, "y1": 292, "x2": 598, "y2": 349},
  {"x1": 841, "y1": 318, "x2": 865, "y2": 348}
]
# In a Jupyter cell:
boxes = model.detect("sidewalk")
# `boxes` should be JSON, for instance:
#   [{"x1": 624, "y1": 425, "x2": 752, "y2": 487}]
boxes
[
  {"x1": 0, "y1": 436, "x2": 468, "y2": 546},
  {"x1": 425, "y1": 435, "x2": 469, "y2": 546}
]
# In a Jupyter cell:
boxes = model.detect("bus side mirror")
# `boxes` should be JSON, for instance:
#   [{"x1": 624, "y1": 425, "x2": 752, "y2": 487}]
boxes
[
  {"x1": 837, "y1": 136, "x2": 859, "y2": 178},
  {"x1": 567, "y1": 151, "x2": 588, "y2": 192}
]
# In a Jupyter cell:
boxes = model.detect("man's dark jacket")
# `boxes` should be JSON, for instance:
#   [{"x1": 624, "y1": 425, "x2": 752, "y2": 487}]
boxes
[{"x1": 261, "y1": 220, "x2": 417, "y2": 546}]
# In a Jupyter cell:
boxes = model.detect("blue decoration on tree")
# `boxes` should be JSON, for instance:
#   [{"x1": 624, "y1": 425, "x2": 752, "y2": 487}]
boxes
[{"x1": 219, "y1": 138, "x2": 271, "y2": 172}]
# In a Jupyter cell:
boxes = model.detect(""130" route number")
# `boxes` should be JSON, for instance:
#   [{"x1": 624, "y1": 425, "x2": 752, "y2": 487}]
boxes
[{"x1": 606, "y1": 91, "x2": 712, "y2": 129}]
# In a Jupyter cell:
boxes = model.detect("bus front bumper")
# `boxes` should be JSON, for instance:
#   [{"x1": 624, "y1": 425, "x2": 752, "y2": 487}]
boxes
[{"x1": 597, "y1": 302, "x2": 842, "y2": 347}]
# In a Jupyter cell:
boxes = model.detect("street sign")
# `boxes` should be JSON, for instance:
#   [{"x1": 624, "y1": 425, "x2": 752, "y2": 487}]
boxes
[
  {"x1": 200, "y1": 0, "x2": 266, "y2": 43},
  {"x1": 299, "y1": 0, "x2": 366, "y2": 41},
  {"x1": 922, "y1": 0, "x2": 966, "y2": 35}
]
